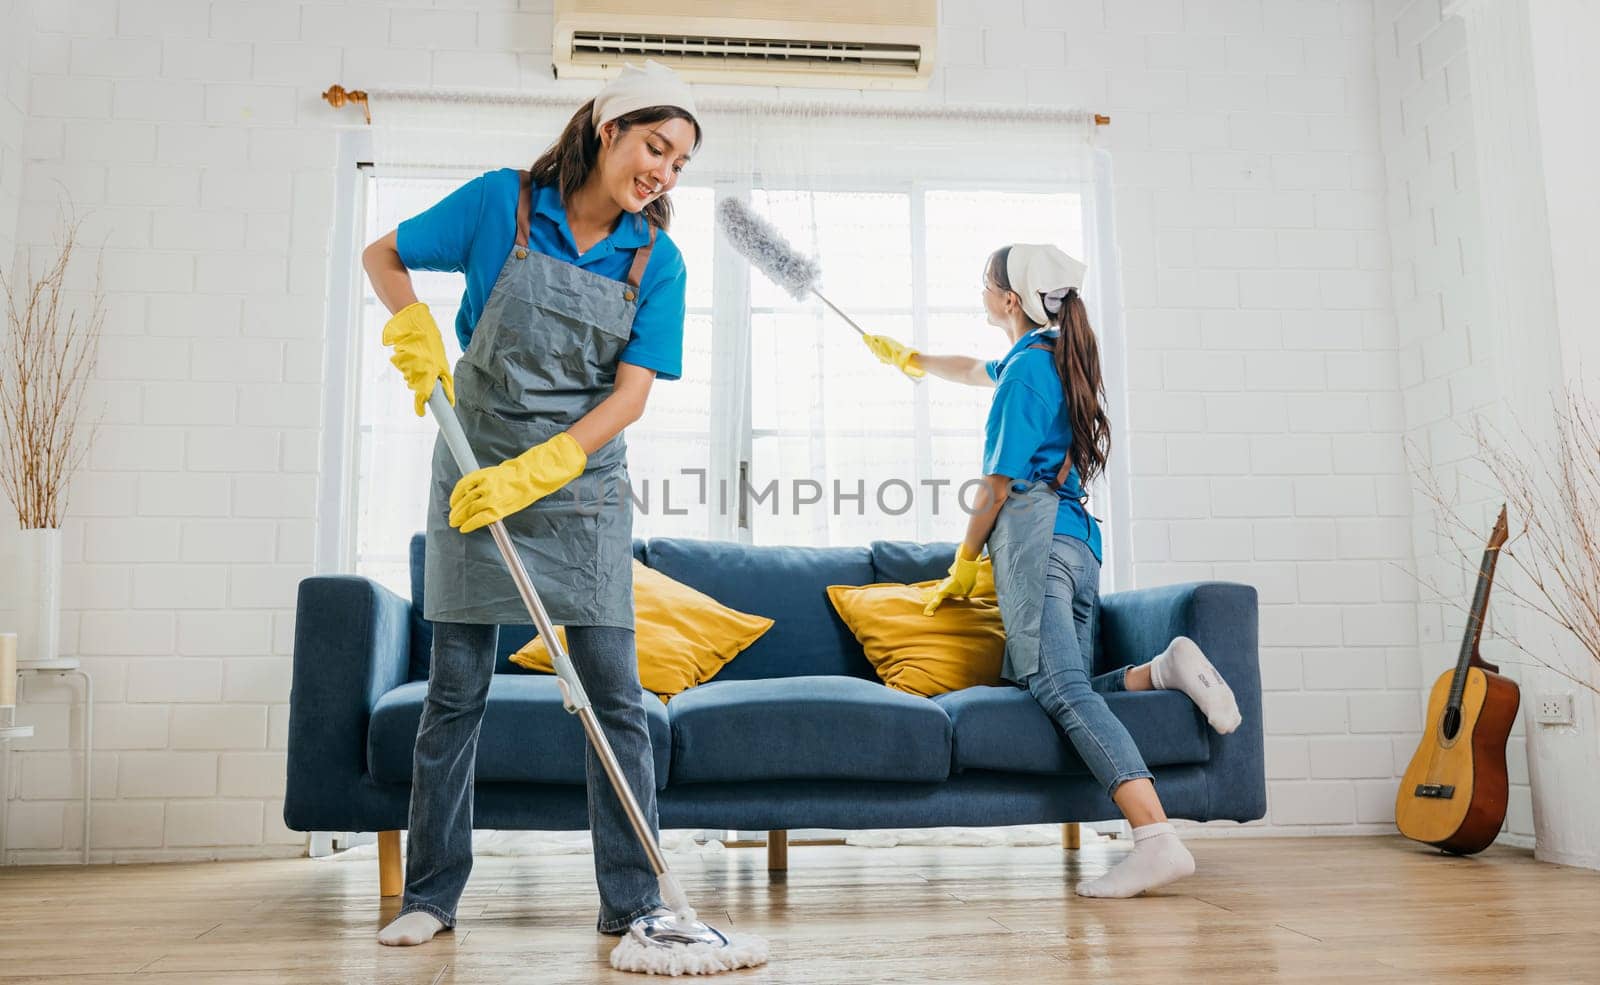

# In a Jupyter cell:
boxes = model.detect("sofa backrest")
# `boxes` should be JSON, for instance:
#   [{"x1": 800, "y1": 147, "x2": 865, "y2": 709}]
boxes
[
  {"x1": 868, "y1": 539, "x2": 958, "y2": 584},
  {"x1": 645, "y1": 538, "x2": 877, "y2": 680},
  {"x1": 406, "y1": 533, "x2": 964, "y2": 683}
]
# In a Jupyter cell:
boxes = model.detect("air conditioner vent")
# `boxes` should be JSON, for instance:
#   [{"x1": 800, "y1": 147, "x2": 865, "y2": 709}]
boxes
[
  {"x1": 572, "y1": 32, "x2": 923, "y2": 71},
  {"x1": 553, "y1": 0, "x2": 937, "y2": 90}
]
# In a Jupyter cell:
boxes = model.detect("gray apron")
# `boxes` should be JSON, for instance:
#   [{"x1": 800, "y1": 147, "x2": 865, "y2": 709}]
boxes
[
  {"x1": 422, "y1": 172, "x2": 655, "y2": 629},
  {"x1": 988, "y1": 341, "x2": 1095, "y2": 683}
]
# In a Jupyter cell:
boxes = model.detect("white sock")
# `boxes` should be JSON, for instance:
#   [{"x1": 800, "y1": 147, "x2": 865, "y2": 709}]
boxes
[
  {"x1": 1148, "y1": 636, "x2": 1241, "y2": 734},
  {"x1": 378, "y1": 911, "x2": 445, "y2": 946},
  {"x1": 1076, "y1": 822, "x2": 1195, "y2": 899}
]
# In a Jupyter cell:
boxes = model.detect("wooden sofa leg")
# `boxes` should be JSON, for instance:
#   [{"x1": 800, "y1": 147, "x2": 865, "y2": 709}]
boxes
[
  {"x1": 379, "y1": 830, "x2": 403, "y2": 897},
  {"x1": 1062, "y1": 822, "x2": 1081, "y2": 850},
  {"x1": 767, "y1": 829, "x2": 788, "y2": 872}
]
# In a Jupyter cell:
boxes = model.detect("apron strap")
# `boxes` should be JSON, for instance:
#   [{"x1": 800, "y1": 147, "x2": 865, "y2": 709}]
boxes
[
  {"x1": 516, "y1": 170, "x2": 533, "y2": 249},
  {"x1": 1027, "y1": 341, "x2": 1079, "y2": 495},
  {"x1": 626, "y1": 226, "x2": 657, "y2": 291}
]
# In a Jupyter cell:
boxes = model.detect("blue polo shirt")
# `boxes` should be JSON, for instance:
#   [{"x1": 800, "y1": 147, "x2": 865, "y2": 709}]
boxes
[
  {"x1": 982, "y1": 329, "x2": 1103, "y2": 560},
  {"x1": 395, "y1": 168, "x2": 686, "y2": 381}
]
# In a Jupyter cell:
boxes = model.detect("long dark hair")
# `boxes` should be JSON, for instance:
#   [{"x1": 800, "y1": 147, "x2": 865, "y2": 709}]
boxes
[
  {"x1": 528, "y1": 100, "x2": 703, "y2": 232},
  {"x1": 987, "y1": 246, "x2": 1111, "y2": 485}
]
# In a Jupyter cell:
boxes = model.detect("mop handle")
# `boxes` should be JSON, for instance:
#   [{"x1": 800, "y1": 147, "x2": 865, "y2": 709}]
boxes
[
  {"x1": 812, "y1": 288, "x2": 926, "y2": 384},
  {"x1": 425, "y1": 386, "x2": 671, "y2": 878},
  {"x1": 809, "y1": 288, "x2": 867, "y2": 337}
]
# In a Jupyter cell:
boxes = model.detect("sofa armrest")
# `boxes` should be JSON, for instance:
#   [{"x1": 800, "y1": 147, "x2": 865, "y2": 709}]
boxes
[
  {"x1": 1099, "y1": 581, "x2": 1265, "y2": 822},
  {"x1": 284, "y1": 575, "x2": 413, "y2": 832}
]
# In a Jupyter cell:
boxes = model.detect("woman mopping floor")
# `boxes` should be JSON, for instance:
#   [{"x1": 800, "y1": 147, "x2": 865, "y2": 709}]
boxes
[{"x1": 362, "y1": 61, "x2": 766, "y2": 975}]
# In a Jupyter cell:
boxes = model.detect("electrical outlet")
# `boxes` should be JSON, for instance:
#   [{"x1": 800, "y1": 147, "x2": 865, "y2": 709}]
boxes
[{"x1": 1535, "y1": 692, "x2": 1575, "y2": 726}]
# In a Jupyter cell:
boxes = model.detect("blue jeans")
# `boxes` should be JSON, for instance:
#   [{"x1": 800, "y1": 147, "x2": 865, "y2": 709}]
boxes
[
  {"x1": 398, "y1": 621, "x2": 662, "y2": 934},
  {"x1": 1022, "y1": 535, "x2": 1154, "y2": 796}
]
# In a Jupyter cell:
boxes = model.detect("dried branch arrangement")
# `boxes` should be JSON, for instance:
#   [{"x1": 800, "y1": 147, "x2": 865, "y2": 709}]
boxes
[
  {"x1": 0, "y1": 211, "x2": 105, "y2": 530},
  {"x1": 1414, "y1": 395, "x2": 1600, "y2": 696}
]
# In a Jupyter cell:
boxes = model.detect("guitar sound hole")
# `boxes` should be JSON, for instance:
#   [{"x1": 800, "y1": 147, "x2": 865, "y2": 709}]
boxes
[{"x1": 1441, "y1": 707, "x2": 1461, "y2": 741}]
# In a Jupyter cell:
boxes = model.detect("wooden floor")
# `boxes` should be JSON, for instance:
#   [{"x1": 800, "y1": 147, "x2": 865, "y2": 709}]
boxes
[{"x1": 0, "y1": 835, "x2": 1595, "y2": 984}]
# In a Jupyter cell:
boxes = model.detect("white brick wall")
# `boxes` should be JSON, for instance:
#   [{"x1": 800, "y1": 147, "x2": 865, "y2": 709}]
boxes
[
  {"x1": 1108, "y1": 0, "x2": 1417, "y2": 836},
  {"x1": 0, "y1": 0, "x2": 1426, "y2": 861},
  {"x1": 0, "y1": 0, "x2": 34, "y2": 264},
  {"x1": 1371, "y1": 0, "x2": 1533, "y2": 845},
  {"x1": 0, "y1": 0, "x2": 353, "y2": 863}
]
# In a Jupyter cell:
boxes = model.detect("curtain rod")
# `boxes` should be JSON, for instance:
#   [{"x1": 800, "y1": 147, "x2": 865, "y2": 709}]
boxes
[{"x1": 321, "y1": 85, "x2": 1111, "y2": 128}]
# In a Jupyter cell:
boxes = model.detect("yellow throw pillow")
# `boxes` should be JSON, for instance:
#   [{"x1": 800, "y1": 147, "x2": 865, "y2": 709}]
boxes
[
  {"x1": 510, "y1": 560, "x2": 774, "y2": 701},
  {"x1": 827, "y1": 562, "x2": 1006, "y2": 698}
]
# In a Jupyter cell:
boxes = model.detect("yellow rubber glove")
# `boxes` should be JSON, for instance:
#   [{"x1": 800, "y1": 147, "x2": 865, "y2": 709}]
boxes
[
  {"x1": 381, "y1": 301, "x2": 456, "y2": 417},
  {"x1": 923, "y1": 547, "x2": 985, "y2": 615},
  {"x1": 863, "y1": 333, "x2": 926, "y2": 380},
  {"x1": 449, "y1": 432, "x2": 587, "y2": 534}
]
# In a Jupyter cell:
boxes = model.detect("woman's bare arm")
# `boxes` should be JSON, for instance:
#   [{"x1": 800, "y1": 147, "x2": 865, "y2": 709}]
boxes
[
  {"x1": 913, "y1": 353, "x2": 996, "y2": 388},
  {"x1": 362, "y1": 230, "x2": 419, "y2": 315}
]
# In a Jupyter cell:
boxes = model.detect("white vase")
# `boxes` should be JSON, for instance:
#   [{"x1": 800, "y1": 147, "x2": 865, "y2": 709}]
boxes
[
  {"x1": 15, "y1": 527, "x2": 62, "y2": 667},
  {"x1": 1524, "y1": 665, "x2": 1600, "y2": 871}
]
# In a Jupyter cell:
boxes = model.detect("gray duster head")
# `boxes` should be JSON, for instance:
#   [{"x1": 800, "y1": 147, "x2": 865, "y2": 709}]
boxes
[{"x1": 716, "y1": 198, "x2": 821, "y2": 301}]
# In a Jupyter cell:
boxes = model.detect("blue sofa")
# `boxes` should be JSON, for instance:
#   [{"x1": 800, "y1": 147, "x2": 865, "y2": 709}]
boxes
[{"x1": 284, "y1": 535, "x2": 1264, "y2": 874}]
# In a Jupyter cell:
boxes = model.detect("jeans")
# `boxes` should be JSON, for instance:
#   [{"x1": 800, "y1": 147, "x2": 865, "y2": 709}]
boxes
[
  {"x1": 1021, "y1": 535, "x2": 1154, "y2": 796},
  {"x1": 398, "y1": 621, "x2": 662, "y2": 934}
]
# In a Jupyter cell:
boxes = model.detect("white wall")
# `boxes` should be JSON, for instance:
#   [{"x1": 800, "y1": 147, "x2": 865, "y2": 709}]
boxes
[
  {"x1": 0, "y1": 0, "x2": 34, "y2": 266},
  {"x1": 1374, "y1": 0, "x2": 1600, "y2": 861},
  {"x1": 1514, "y1": 0, "x2": 1600, "y2": 869},
  {"x1": 0, "y1": 0, "x2": 1419, "y2": 862},
  {"x1": 1099, "y1": 0, "x2": 1417, "y2": 835},
  {"x1": 1371, "y1": 0, "x2": 1544, "y2": 849}
]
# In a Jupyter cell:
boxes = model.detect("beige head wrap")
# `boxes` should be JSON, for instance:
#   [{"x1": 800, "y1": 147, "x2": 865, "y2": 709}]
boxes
[
  {"x1": 591, "y1": 60, "x2": 699, "y2": 130},
  {"x1": 1006, "y1": 244, "x2": 1088, "y2": 326}
]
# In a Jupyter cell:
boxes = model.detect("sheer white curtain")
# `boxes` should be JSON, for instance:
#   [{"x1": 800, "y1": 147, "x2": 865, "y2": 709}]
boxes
[{"x1": 354, "y1": 92, "x2": 1127, "y2": 589}]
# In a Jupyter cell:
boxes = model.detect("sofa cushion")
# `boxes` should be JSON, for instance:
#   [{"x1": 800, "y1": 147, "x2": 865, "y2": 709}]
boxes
[
  {"x1": 826, "y1": 577, "x2": 1006, "y2": 698},
  {"x1": 668, "y1": 676, "x2": 951, "y2": 784},
  {"x1": 368, "y1": 675, "x2": 671, "y2": 788},
  {"x1": 509, "y1": 560, "x2": 774, "y2": 699},
  {"x1": 646, "y1": 539, "x2": 876, "y2": 680},
  {"x1": 931, "y1": 685, "x2": 1210, "y2": 776},
  {"x1": 406, "y1": 532, "x2": 650, "y2": 681}
]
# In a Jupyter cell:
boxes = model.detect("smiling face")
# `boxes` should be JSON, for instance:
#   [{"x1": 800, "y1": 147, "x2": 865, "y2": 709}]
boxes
[{"x1": 597, "y1": 116, "x2": 697, "y2": 214}]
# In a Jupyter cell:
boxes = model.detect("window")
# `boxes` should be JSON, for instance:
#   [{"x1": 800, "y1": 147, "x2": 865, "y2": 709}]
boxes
[
  {"x1": 351, "y1": 171, "x2": 1109, "y2": 595},
  {"x1": 746, "y1": 186, "x2": 1086, "y2": 547}
]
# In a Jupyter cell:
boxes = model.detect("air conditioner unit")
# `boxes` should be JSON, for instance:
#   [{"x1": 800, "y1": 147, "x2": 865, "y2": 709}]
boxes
[{"x1": 552, "y1": 0, "x2": 937, "y2": 91}]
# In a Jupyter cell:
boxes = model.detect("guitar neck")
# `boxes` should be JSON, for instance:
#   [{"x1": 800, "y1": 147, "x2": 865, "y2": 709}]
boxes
[{"x1": 1448, "y1": 543, "x2": 1502, "y2": 707}]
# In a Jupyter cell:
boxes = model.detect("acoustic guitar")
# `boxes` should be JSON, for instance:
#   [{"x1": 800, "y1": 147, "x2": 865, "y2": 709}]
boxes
[{"x1": 1396, "y1": 505, "x2": 1521, "y2": 855}]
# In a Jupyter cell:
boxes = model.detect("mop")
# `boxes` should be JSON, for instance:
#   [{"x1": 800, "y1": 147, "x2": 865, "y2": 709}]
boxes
[{"x1": 425, "y1": 388, "x2": 769, "y2": 976}]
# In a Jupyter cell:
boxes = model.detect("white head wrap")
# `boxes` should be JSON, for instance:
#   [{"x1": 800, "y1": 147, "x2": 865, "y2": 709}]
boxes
[
  {"x1": 591, "y1": 60, "x2": 699, "y2": 131},
  {"x1": 1006, "y1": 244, "x2": 1088, "y2": 326}
]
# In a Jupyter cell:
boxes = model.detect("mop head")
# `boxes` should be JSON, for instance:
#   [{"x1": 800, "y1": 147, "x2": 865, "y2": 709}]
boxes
[
  {"x1": 716, "y1": 198, "x2": 820, "y2": 301},
  {"x1": 609, "y1": 908, "x2": 769, "y2": 977},
  {"x1": 609, "y1": 931, "x2": 769, "y2": 977}
]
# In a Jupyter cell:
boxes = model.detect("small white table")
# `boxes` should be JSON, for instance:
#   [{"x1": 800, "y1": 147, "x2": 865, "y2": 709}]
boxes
[
  {"x1": 0, "y1": 721, "x2": 35, "y2": 862},
  {"x1": 15, "y1": 658, "x2": 92, "y2": 864}
]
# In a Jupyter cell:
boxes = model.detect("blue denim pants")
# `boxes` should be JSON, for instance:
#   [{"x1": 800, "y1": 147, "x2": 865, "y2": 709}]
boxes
[
  {"x1": 1021, "y1": 535, "x2": 1154, "y2": 796},
  {"x1": 398, "y1": 621, "x2": 662, "y2": 934}
]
